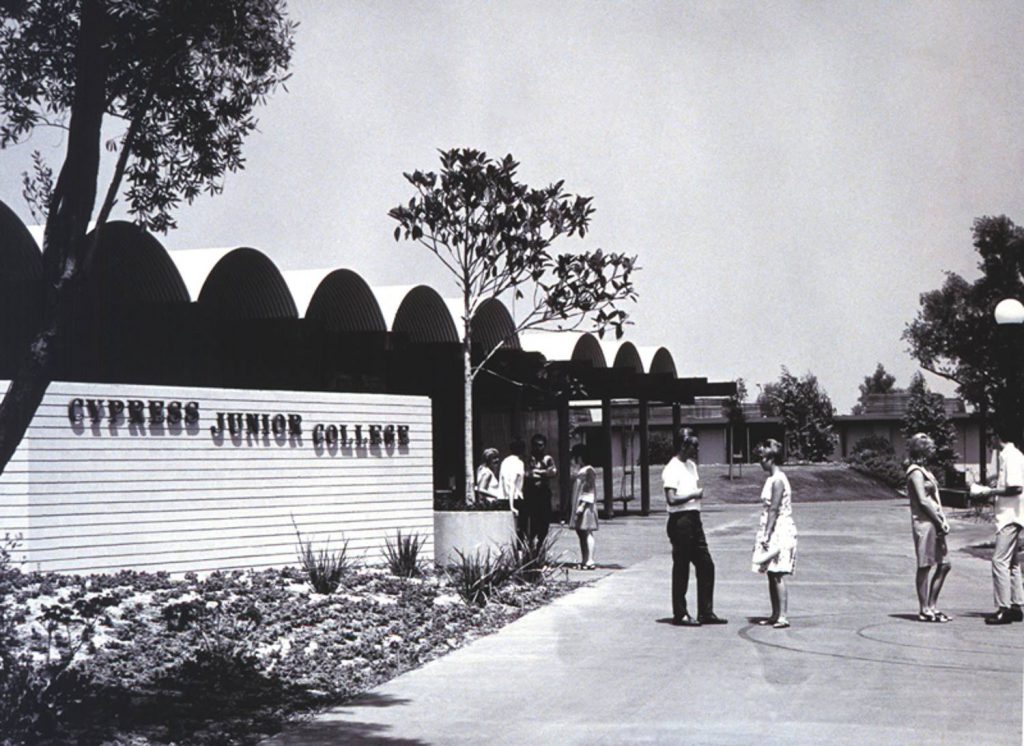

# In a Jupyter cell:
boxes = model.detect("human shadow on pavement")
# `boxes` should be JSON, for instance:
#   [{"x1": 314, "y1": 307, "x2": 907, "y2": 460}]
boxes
[{"x1": 889, "y1": 613, "x2": 934, "y2": 622}]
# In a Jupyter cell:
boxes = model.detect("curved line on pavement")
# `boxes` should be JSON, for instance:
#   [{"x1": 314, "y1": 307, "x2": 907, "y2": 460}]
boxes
[
  {"x1": 854, "y1": 621, "x2": 1024, "y2": 656},
  {"x1": 737, "y1": 623, "x2": 1015, "y2": 674}
]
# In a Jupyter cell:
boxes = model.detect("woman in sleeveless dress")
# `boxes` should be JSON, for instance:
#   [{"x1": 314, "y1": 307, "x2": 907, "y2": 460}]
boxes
[
  {"x1": 751, "y1": 439, "x2": 797, "y2": 628},
  {"x1": 905, "y1": 433, "x2": 951, "y2": 622},
  {"x1": 569, "y1": 443, "x2": 599, "y2": 569}
]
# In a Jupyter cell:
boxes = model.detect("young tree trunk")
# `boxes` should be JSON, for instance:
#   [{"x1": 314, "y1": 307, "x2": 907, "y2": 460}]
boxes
[
  {"x1": 463, "y1": 334, "x2": 475, "y2": 506},
  {"x1": 0, "y1": 0, "x2": 107, "y2": 476}
]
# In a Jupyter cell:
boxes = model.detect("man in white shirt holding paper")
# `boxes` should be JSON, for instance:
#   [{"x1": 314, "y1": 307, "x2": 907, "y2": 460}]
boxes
[
  {"x1": 661, "y1": 429, "x2": 727, "y2": 627},
  {"x1": 974, "y1": 425, "x2": 1024, "y2": 625}
]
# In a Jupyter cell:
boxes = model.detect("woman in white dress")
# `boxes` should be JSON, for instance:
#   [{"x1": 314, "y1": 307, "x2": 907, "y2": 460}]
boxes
[
  {"x1": 568, "y1": 444, "x2": 599, "y2": 569},
  {"x1": 751, "y1": 439, "x2": 797, "y2": 628}
]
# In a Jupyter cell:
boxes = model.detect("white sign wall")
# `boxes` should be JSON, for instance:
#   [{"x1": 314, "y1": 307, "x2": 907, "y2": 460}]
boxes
[{"x1": 0, "y1": 381, "x2": 434, "y2": 574}]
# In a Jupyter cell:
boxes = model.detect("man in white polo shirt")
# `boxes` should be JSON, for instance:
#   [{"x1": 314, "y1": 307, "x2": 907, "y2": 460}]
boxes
[
  {"x1": 982, "y1": 425, "x2": 1024, "y2": 625},
  {"x1": 662, "y1": 429, "x2": 726, "y2": 626}
]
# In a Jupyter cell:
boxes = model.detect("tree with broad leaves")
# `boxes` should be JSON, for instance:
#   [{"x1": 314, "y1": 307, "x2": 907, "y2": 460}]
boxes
[
  {"x1": 902, "y1": 371, "x2": 958, "y2": 481},
  {"x1": 851, "y1": 363, "x2": 899, "y2": 415},
  {"x1": 389, "y1": 148, "x2": 638, "y2": 503},
  {"x1": 757, "y1": 367, "x2": 836, "y2": 462},
  {"x1": 0, "y1": 0, "x2": 295, "y2": 475},
  {"x1": 904, "y1": 216, "x2": 1024, "y2": 440}
]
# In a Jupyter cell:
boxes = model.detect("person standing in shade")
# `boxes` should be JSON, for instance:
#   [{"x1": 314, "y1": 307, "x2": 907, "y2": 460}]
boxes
[
  {"x1": 474, "y1": 447, "x2": 502, "y2": 506},
  {"x1": 524, "y1": 433, "x2": 557, "y2": 544},
  {"x1": 500, "y1": 438, "x2": 526, "y2": 529},
  {"x1": 662, "y1": 429, "x2": 727, "y2": 626},
  {"x1": 904, "y1": 433, "x2": 951, "y2": 623},
  {"x1": 569, "y1": 443, "x2": 599, "y2": 569},
  {"x1": 751, "y1": 439, "x2": 797, "y2": 628},
  {"x1": 975, "y1": 426, "x2": 1024, "y2": 625}
]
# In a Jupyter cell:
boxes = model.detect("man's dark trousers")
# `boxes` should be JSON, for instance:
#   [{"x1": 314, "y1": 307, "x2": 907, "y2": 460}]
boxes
[
  {"x1": 667, "y1": 511, "x2": 715, "y2": 619},
  {"x1": 522, "y1": 481, "x2": 551, "y2": 544}
]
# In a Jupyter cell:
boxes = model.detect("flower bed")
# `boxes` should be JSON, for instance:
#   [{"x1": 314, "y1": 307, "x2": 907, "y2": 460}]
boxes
[{"x1": 0, "y1": 558, "x2": 576, "y2": 745}]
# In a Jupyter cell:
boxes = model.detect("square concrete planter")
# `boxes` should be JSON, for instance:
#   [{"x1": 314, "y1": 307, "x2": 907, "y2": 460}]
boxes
[{"x1": 432, "y1": 510, "x2": 516, "y2": 567}]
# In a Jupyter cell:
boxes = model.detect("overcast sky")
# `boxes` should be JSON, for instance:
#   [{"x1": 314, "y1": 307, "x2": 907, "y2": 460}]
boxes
[{"x1": 3, "y1": 0, "x2": 1023, "y2": 412}]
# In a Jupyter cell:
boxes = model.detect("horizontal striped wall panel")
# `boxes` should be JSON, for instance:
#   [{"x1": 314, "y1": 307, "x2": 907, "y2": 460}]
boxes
[{"x1": 0, "y1": 381, "x2": 434, "y2": 575}]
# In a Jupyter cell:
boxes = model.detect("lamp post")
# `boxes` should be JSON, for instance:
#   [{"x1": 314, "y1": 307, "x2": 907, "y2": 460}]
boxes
[{"x1": 994, "y1": 298, "x2": 1024, "y2": 444}]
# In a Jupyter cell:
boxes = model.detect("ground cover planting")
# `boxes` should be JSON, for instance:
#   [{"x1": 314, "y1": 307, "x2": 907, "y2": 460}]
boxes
[{"x1": 0, "y1": 538, "x2": 577, "y2": 745}]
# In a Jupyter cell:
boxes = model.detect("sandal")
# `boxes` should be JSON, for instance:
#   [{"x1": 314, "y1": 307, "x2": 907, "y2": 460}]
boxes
[
  {"x1": 932, "y1": 611, "x2": 952, "y2": 623},
  {"x1": 757, "y1": 618, "x2": 778, "y2": 626},
  {"x1": 581, "y1": 563, "x2": 596, "y2": 571},
  {"x1": 917, "y1": 611, "x2": 938, "y2": 623},
  {"x1": 772, "y1": 618, "x2": 791, "y2": 629}
]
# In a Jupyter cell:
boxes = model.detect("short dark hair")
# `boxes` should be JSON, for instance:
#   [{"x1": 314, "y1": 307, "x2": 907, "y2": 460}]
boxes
[
  {"x1": 570, "y1": 443, "x2": 589, "y2": 464},
  {"x1": 755, "y1": 438, "x2": 785, "y2": 465},
  {"x1": 992, "y1": 421, "x2": 1019, "y2": 443},
  {"x1": 531, "y1": 433, "x2": 547, "y2": 446},
  {"x1": 509, "y1": 438, "x2": 526, "y2": 456},
  {"x1": 674, "y1": 428, "x2": 699, "y2": 455}
]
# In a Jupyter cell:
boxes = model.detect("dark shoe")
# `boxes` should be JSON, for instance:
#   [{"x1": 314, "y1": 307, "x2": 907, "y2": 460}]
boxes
[
  {"x1": 756, "y1": 617, "x2": 779, "y2": 626},
  {"x1": 986, "y1": 608, "x2": 1014, "y2": 625},
  {"x1": 698, "y1": 613, "x2": 728, "y2": 625},
  {"x1": 672, "y1": 614, "x2": 701, "y2": 627},
  {"x1": 1009, "y1": 605, "x2": 1024, "y2": 622},
  {"x1": 917, "y1": 611, "x2": 938, "y2": 623},
  {"x1": 933, "y1": 611, "x2": 952, "y2": 623}
]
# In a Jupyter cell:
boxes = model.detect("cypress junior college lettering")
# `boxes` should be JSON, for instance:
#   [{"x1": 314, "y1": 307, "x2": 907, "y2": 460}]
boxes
[{"x1": 66, "y1": 396, "x2": 411, "y2": 451}]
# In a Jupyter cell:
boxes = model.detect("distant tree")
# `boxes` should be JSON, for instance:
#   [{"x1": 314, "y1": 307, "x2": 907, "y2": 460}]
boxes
[
  {"x1": 389, "y1": 148, "x2": 638, "y2": 503},
  {"x1": 851, "y1": 363, "x2": 899, "y2": 414},
  {"x1": 722, "y1": 377, "x2": 747, "y2": 478},
  {"x1": 902, "y1": 371, "x2": 958, "y2": 479},
  {"x1": 757, "y1": 367, "x2": 836, "y2": 462},
  {"x1": 0, "y1": 0, "x2": 295, "y2": 475},
  {"x1": 903, "y1": 216, "x2": 1024, "y2": 436}
]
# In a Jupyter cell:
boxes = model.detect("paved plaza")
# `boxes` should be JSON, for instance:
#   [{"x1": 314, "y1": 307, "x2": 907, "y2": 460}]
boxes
[{"x1": 266, "y1": 496, "x2": 1022, "y2": 745}]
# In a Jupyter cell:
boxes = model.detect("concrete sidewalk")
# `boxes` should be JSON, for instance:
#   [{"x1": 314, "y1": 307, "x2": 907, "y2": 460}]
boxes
[{"x1": 266, "y1": 499, "x2": 1022, "y2": 745}]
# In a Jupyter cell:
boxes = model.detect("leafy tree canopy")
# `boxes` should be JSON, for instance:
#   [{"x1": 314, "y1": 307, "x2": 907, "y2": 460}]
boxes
[
  {"x1": 1, "y1": 0, "x2": 296, "y2": 234},
  {"x1": 902, "y1": 371, "x2": 958, "y2": 476},
  {"x1": 757, "y1": 367, "x2": 836, "y2": 462},
  {"x1": 903, "y1": 216, "x2": 1024, "y2": 422},
  {"x1": 851, "y1": 363, "x2": 899, "y2": 414},
  {"x1": 389, "y1": 148, "x2": 638, "y2": 352}
]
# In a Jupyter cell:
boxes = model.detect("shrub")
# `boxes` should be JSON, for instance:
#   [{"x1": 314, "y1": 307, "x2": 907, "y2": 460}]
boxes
[
  {"x1": 292, "y1": 519, "x2": 352, "y2": 594},
  {"x1": 447, "y1": 547, "x2": 514, "y2": 607},
  {"x1": 507, "y1": 533, "x2": 561, "y2": 585},
  {"x1": 851, "y1": 435, "x2": 895, "y2": 457},
  {"x1": 846, "y1": 445, "x2": 905, "y2": 490},
  {"x1": 382, "y1": 530, "x2": 427, "y2": 578}
]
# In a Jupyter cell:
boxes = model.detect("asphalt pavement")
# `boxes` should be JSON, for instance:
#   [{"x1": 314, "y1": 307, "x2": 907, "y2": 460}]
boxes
[{"x1": 264, "y1": 497, "x2": 1022, "y2": 745}]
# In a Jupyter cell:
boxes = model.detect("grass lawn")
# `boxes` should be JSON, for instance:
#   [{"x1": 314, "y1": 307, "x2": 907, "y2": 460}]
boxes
[{"x1": 589, "y1": 461, "x2": 902, "y2": 515}]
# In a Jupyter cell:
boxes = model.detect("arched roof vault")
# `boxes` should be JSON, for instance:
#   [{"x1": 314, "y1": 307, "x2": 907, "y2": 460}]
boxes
[
  {"x1": 471, "y1": 298, "x2": 521, "y2": 352},
  {"x1": 85, "y1": 221, "x2": 189, "y2": 304},
  {"x1": 520, "y1": 331, "x2": 607, "y2": 367},
  {"x1": 305, "y1": 269, "x2": 387, "y2": 332},
  {"x1": 196, "y1": 247, "x2": 298, "y2": 320},
  {"x1": 391, "y1": 285, "x2": 459, "y2": 343},
  {"x1": 638, "y1": 346, "x2": 677, "y2": 377},
  {"x1": 0, "y1": 200, "x2": 42, "y2": 282},
  {"x1": 605, "y1": 340, "x2": 643, "y2": 373}
]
